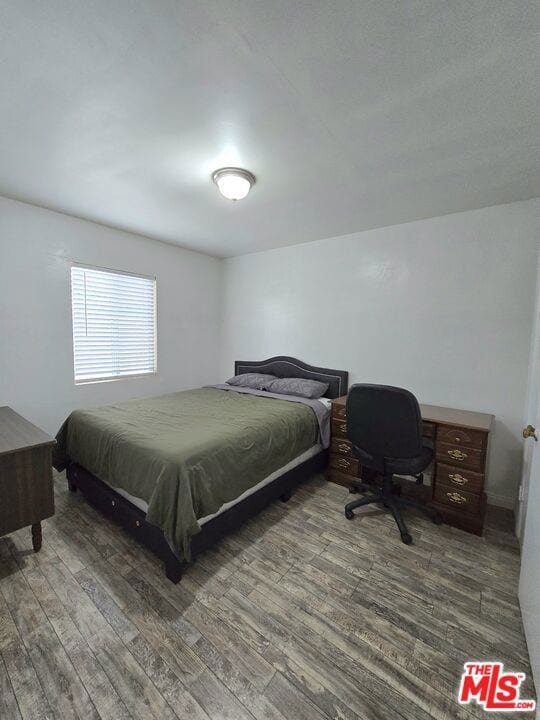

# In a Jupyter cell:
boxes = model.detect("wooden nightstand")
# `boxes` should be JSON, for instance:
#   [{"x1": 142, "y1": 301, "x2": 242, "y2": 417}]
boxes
[
  {"x1": 325, "y1": 396, "x2": 364, "y2": 488},
  {"x1": 0, "y1": 407, "x2": 55, "y2": 551},
  {"x1": 425, "y1": 404, "x2": 493, "y2": 536}
]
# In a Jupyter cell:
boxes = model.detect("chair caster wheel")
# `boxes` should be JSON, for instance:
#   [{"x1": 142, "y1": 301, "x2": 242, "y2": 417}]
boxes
[
  {"x1": 401, "y1": 533, "x2": 413, "y2": 545},
  {"x1": 433, "y1": 514, "x2": 443, "y2": 525},
  {"x1": 345, "y1": 509, "x2": 354, "y2": 520}
]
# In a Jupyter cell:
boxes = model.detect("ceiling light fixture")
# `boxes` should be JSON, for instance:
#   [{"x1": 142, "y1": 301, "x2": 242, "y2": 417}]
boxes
[{"x1": 212, "y1": 167, "x2": 255, "y2": 201}]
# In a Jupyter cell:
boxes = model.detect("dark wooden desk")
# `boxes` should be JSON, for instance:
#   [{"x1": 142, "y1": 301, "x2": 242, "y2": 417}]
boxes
[
  {"x1": 0, "y1": 407, "x2": 55, "y2": 550},
  {"x1": 326, "y1": 396, "x2": 494, "y2": 535}
]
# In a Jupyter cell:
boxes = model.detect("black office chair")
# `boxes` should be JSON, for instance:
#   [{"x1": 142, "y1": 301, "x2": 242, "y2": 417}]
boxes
[{"x1": 344, "y1": 384, "x2": 442, "y2": 544}]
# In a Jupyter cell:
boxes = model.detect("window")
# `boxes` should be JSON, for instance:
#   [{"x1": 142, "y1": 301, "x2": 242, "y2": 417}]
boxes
[{"x1": 71, "y1": 264, "x2": 156, "y2": 384}]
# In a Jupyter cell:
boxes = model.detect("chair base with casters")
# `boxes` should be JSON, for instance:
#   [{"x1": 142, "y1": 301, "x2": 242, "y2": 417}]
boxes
[{"x1": 344, "y1": 474, "x2": 442, "y2": 545}]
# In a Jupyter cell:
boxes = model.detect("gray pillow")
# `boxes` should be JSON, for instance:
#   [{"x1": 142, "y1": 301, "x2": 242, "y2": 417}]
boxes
[
  {"x1": 264, "y1": 377, "x2": 329, "y2": 399},
  {"x1": 226, "y1": 373, "x2": 277, "y2": 390}
]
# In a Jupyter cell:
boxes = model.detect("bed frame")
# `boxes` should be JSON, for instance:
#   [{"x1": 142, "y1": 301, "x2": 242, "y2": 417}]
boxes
[{"x1": 66, "y1": 356, "x2": 348, "y2": 582}]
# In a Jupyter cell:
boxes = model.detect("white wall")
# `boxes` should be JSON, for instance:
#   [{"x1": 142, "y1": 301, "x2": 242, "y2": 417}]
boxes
[
  {"x1": 221, "y1": 200, "x2": 540, "y2": 507},
  {"x1": 2, "y1": 195, "x2": 539, "y2": 508},
  {"x1": 0, "y1": 196, "x2": 221, "y2": 435}
]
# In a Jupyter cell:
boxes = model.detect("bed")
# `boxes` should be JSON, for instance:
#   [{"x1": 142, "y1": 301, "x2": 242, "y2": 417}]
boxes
[{"x1": 53, "y1": 357, "x2": 348, "y2": 582}]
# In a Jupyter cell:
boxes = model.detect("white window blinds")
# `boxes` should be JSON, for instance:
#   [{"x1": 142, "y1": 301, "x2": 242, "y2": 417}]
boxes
[{"x1": 71, "y1": 265, "x2": 156, "y2": 384}]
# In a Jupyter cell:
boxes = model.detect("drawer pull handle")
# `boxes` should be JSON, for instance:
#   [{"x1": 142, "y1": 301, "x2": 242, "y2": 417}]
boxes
[
  {"x1": 449, "y1": 473, "x2": 468, "y2": 486},
  {"x1": 338, "y1": 443, "x2": 349, "y2": 453},
  {"x1": 339, "y1": 423, "x2": 347, "y2": 433},
  {"x1": 447, "y1": 492, "x2": 466, "y2": 504},
  {"x1": 337, "y1": 458, "x2": 350, "y2": 469},
  {"x1": 448, "y1": 449, "x2": 468, "y2": 461}
]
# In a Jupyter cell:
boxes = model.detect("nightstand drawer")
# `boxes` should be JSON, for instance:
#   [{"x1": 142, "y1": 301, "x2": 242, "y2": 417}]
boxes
[
  {"x1": 329, "y1": 453, "x2": 361, "y2": 476},
  {"x1": 437, "y1": 425, "x2": 486, "y2": 450},
  {"x1": 331, "y1": 418, "x2": 348, "y2": 438},
  {"x1": 436, "y1": 442, "x2": 484, "y2": 472},
  {"x1": 433, "y1": 483, "x2": 481, "y2": 515},
  {"x1": 331, "y1": 403, "x2": 347, "y2": 420},
  {"x1": 331, "y1": 438, "x2": 354, "y2": 457},
  {"x1": 436, "y1": 463, "x2": 484, "y2": 495}
]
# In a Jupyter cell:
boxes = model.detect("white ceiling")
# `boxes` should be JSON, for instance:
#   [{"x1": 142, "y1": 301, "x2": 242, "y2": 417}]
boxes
[{"x1": 1, "y1": 1, "x2": 539, "y2": 257}]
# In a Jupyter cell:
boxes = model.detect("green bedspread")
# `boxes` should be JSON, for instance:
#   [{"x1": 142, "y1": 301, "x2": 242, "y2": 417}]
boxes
[{"x1": 53, "y1": 387, "x2": 318, "y2": 560}]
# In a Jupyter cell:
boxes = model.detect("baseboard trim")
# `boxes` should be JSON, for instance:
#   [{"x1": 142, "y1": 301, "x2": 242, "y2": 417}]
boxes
[{"x1": 486, "y1": 492, "x2": 515, "y2": 510}]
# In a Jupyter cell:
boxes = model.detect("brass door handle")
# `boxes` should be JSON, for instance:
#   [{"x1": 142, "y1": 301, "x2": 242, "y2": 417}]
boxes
[
  {"x1": 449, "y1": 473, "x2": 468, "y2": 486},
  {"x1": 447, "y1": 492, "x2": 466, "y2": 504},
  {"x1": 523, "y1": 424, "x2": 538, "y2": 441},
  {"x1": 448, "y1": 449, "x2": 468, "y2": 461}
]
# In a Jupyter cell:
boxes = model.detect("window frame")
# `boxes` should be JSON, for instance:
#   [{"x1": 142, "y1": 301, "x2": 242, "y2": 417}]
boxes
[{"x1": 70, "y1": 262, "x2": 158, "y2": 386}]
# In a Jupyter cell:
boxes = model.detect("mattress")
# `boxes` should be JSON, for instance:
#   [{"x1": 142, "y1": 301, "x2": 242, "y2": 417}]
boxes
[
  {"x1": 54, "y1": 387, "x2": 326, "y2": 559},
  {"x1": 103, "y1": 443, "x2": 322, "y2": 525}
]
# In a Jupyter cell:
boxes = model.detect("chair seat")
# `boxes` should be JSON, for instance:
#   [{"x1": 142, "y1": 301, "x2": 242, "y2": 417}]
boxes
[{"x1": 352, "y1": 443, "x2": 433, "y2": 476}]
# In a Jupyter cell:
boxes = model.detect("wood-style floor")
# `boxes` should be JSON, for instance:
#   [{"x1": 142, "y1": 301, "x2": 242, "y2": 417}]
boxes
[{"x1": 0, "y1": 472, "x2": 534, "y2": 720}]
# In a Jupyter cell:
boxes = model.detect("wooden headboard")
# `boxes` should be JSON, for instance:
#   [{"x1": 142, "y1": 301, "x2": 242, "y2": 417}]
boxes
[{"x1": 234, "y1": 356, "x2": 348, "y2": 399}]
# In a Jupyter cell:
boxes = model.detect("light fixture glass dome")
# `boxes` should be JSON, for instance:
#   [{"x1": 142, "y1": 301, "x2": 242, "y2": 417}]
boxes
[{"x1": 212, "y1": 167, "x2": 255, "y2": 201}]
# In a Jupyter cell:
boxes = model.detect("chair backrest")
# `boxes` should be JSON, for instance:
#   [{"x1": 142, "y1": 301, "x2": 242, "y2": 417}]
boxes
[{"x1": 346, "y1": 384, "x2": 423, "y2": 460}]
